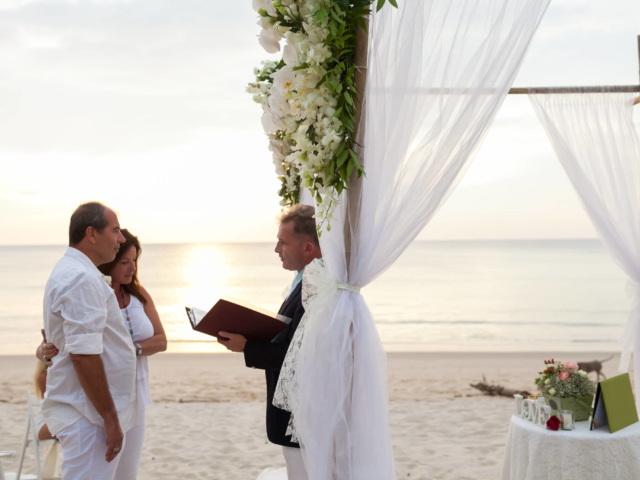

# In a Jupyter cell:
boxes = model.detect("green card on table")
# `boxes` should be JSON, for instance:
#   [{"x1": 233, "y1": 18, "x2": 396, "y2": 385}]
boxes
[{"x1": 591, "y1": 373, "x2": 639, "y2": 434}]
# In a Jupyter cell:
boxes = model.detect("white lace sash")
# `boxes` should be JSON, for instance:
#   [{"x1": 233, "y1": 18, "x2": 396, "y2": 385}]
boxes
[{"x1": 272, "y1": 259, "x2": 360, "y2": 442}]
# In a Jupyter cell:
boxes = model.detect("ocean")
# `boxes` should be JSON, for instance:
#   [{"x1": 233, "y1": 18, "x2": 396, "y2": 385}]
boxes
[{"x1": 0, "y1": 240, "x2": 629, "y2": 355}]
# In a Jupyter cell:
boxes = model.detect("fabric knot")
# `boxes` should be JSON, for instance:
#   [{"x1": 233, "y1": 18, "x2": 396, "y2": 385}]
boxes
[{"x1": 337, "y1": 284, "x2": 361, "y2": 293}]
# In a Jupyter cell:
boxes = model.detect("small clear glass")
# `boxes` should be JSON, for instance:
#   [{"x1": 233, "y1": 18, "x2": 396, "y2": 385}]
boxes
[{"x1": 559, "y1": 410, "x2": 575, "y2": 431}]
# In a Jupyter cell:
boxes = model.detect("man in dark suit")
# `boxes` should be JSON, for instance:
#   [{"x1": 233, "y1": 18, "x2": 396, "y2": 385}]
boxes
[{"x1": 219, "y1": 205, "x2": 321, "y2": 479}]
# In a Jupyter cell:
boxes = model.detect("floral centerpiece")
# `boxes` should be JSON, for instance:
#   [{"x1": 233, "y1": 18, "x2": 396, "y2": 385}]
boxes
[{"x1": 534, "y1": 359, "x2": 596, "y2": 421}]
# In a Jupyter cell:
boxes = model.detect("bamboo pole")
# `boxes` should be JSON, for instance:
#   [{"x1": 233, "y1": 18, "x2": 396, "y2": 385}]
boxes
[
  {"x1": 509, "y1": 85, "x2": 640, "y2": 94},
  {"x1": 637, "y1": 35, "x2": 640, "y2": 105},
  {"x1": 344, "y1": 16, "x2": 368, "y2": 274}
]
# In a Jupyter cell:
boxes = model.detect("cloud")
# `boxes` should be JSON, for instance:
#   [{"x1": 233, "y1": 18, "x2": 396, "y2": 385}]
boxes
[
  {"x1": 1, "y1": 0, "x2": 638, "y2": 244},
  {"x1": 0, "y1": 0, "x2": 278, "y2": 154}
]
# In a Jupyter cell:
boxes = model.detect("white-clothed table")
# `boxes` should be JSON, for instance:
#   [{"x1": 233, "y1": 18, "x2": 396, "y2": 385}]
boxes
[{"x1": 502, "y1": 415, "x2": 640, "y2": 480}]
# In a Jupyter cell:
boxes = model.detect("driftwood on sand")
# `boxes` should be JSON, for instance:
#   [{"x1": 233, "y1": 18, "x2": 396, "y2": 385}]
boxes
[{"x1": 470, "y1": 375, "x2": 531, "y2": 398}]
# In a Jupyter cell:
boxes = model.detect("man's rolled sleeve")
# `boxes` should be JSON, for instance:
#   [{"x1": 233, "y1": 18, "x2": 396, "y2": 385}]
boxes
[
  {"x1": 65, "y1": 332, "x2": 104, "y2": 355},
  {"x1": 54, "y1": 276, "x2": 108, "y2": 356}
]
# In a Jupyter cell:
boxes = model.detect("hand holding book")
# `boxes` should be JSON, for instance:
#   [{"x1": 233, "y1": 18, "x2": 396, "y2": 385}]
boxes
[
  {"x1": 185, "y1": 296, "x2": 291, "y2": 344},
  {"x1": 217, "y1": 331, "x2": 247, "y2": 352}
]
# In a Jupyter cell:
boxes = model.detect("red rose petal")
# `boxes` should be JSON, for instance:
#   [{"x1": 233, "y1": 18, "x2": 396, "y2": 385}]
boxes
[{"x1": 547, "y1": 416, "x2": 560, "y2": 431}]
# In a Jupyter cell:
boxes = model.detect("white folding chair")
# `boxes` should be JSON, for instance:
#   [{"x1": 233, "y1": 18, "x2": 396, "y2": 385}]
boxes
[
  {"x1": 0, "y1": 451, "x2": 16, "y2": 480},
  {"x1": 2, "y1": 393, "x2": 60, "y2": 480}
]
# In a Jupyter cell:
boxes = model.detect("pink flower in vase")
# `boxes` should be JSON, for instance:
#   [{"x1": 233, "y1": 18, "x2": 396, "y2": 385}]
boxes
[
  {"x1": 564, "y1": 361, "x2": 579, "y2": 372},
  {"x1": 558, "y1": 371, "x2": 570, "y2": 381}
]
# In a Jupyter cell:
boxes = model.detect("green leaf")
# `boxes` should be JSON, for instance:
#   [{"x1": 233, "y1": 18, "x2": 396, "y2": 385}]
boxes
[
  {"x1": 376, "y1": 0, "x2": 387, "y2": 12},
  {"x1": 356, "y1": 16, "x2": 367, "y2": 33},
  {"x1": 344, "y1": 92, "x2": 353, "y2": 106},
  {"x1": 339, "y1": 164, "x2": 348, "y2": 182},
  {"x1": 315, "y1": 73, "x2": 328, "y2": 89},
  {"x1": 330, "y1": 8, "x2": 345, "y2": 24},
  {"x1": 389, "y1": 0, "x2": 398, "y2": 7},
  {"x1": 336, "y1": 150, "x2": 349, "y2": 168},
  {"x1": 308, "y1": 125, "x2": 317, "y2": 144},
  {"x1": 347, "y1": 159, "x2": 354, "y2": 179},
  {"x1": 341, "y1": 114, "x2": 354, "y2": 132}
]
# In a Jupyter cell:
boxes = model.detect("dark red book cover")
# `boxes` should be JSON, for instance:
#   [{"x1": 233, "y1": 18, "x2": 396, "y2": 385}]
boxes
[{"x1": 186, "y1": 296, "x2": 290, "y2": 343}]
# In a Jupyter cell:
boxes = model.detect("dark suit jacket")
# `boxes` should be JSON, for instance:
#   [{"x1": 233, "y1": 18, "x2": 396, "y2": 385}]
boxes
[{"x1": 243, "y1": 281, "x2": 304, "y2": 448}]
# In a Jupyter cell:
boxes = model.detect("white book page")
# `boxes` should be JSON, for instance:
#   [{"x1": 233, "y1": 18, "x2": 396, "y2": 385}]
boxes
[{"x1": 187, "y1": 307, "x2": 208, "y2": 327}]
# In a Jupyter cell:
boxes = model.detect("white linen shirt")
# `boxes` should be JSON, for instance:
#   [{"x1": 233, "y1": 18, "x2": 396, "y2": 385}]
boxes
[{"x1": 41, "y1": 247, "x2": 137, "y2": 436}]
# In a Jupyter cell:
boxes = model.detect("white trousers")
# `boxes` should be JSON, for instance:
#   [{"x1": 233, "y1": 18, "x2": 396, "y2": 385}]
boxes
[
  {"x1": 115, "y1": 408, "x2": 146, "y2": 479},
  {"x1": 283, "y1": 446, "x2": 308, "y2": 480},
  {"x1": 56, "y1": 416, "x2": 124, "y2": 480}
]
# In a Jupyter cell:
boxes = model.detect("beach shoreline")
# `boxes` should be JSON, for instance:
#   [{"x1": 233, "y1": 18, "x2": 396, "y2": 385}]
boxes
[
  {"x1": 0, "y1": 352, "x2": 626, "y2": 479},
  {"x1": 0, "y1": 351, "x2": 622, "y2": 404}
]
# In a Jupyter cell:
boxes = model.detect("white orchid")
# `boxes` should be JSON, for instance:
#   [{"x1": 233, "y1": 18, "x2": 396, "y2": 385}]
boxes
[
  {"x1": 282, "y1": 115, "x2": 298, "y2": 133},
  {"x1": 252, "y1": 0, "x2": 277, "y2": 17},
  {"x1": 261, "y1": 107, "x2": 279, "y2": 133},
  {"x1": 259, "y1": 16, "x2": 275, "y2": 30},
  {"x1": 282, "y1": 44, "x2": 297, "y2": 66},
  {"x1": 259, "y1": 29, "x2": 282, "y2": 54},
  {"x1": 272, "y1": 156, "x2": 286, "y2": 176},
  {"x1": 270, "y1": 65, "x2": 295, "y2": 94},
  {"x1": 269, "y1": 93, "x2": 289, "y2": 119}
]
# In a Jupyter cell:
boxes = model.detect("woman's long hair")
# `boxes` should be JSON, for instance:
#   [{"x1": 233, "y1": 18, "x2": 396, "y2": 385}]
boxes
[
  {"x1": 99, "y1": 229, "x2": 147, "y2": 305},
  {"x1": 33, "y1": 359, "x2": 47, "y2": 399}
]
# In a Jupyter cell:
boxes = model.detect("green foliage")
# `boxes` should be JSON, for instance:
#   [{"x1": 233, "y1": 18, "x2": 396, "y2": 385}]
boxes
[
  {"x1": 250, "y1": 0, "x2": 397, "y2": 227},
  {"x1": 301, "y1": 0, "x2": 377, "y2": 205}
]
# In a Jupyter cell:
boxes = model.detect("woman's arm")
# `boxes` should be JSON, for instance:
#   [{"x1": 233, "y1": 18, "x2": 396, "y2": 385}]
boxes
[
  {"x1": 137, "y1": 287, "x2": 167, "y2": 356},
  {"x1": 36, "y1": 329, "x2": 58, "y2": 365}
]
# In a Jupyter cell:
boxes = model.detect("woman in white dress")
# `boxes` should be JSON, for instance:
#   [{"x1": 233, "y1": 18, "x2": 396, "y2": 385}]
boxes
[{"x1": 98, "y1": 229, "x2": 167, "y2": 479}]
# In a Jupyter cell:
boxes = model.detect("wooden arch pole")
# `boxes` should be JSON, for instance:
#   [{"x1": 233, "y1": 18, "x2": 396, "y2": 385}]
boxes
[{"x1": 344, "y1": 17, "x2": 369, "y2": 274}]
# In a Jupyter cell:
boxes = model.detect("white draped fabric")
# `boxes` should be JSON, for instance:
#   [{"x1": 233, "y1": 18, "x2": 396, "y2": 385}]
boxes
[
  {"x1": 529, "y1": 89, "x2": 640, "y2": 403},
  {"x1": 278, "y1": 1, "x2": 552, "y2": 479}
]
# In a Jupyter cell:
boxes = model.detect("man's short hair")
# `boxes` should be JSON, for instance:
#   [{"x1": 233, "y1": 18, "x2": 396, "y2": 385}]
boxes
[
  {"x1": 69, "y1": 202, "x2": 110, "y2": 246},
  {"x1": 278, "y1": 205, "x2": 320, "y2": 248}
]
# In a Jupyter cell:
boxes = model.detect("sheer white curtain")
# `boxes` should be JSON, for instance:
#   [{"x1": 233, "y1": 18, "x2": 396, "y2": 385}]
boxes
[
  {"x1": 529, "y1": 90, "x2": 640, "y2": 400},
  {"x1": 287, "y1": 1, "x2": 551, "y2": 478}
]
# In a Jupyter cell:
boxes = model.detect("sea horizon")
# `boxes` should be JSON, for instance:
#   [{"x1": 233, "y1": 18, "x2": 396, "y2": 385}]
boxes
[
  {"x1": 0, "y1": 238, "x2": 629, "y2": 356},
  {"x1": 0, "y1": 237, "x2": 603, "y2": 248}
]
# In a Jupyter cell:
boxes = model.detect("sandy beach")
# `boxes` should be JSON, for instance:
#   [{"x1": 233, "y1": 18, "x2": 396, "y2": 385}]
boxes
[{"x1": 0, "y1": 351, "x2": 623, "y2": 479}]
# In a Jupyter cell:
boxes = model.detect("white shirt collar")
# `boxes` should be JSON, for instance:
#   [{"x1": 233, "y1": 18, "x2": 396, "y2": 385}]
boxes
[{"x1": 64, "y1": 247, "x2": 102, "y2": 278}]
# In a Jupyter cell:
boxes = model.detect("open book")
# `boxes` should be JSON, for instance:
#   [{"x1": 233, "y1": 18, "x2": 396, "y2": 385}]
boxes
[
  {"x1": 591, "y1": 373, "x2": 639, "y2": 433},
  {"x1": 186, "y1": 296, "x2": 291, "y2": 343}
]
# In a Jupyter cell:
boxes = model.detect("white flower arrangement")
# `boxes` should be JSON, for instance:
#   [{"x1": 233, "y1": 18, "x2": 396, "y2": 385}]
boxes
[{"x1": 247, "y1": 0, "x2": 397, "y2": 232}]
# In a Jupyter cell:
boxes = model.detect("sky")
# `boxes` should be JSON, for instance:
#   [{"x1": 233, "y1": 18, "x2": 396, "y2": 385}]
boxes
[{"x1": 0, "y1": 0, "x2": 639, "y2": 246}]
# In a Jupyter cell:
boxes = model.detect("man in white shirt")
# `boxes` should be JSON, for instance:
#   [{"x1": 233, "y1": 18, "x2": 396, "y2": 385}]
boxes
[{"x1": 42, "y1": 201, "x2": 138, "y2": 480}]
